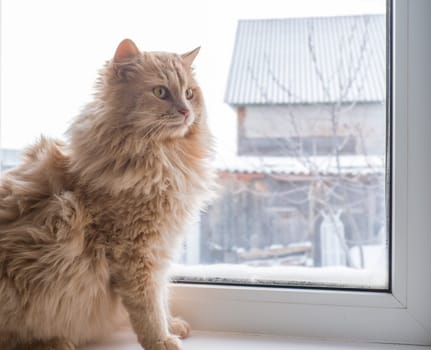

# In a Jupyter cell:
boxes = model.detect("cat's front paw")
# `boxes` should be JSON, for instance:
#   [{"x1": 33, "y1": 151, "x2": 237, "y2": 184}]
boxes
[
  {"x1": 150, "y1": 336, "x2": 182, "y2": 350},
  {"x1": 169, "y1": 317, "x2": 191, "y2": 339}
]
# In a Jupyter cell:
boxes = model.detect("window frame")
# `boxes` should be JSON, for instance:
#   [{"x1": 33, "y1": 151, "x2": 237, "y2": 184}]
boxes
[{"x1": 170, "y1": 0, "x2": 431, "y2": 345}]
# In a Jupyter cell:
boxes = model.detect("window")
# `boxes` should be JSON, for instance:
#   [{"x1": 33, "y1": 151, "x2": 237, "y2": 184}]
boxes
[
  {"x1": 175, "y1": 5, "x2": 389, "y2": 290},
  {"x1": 1, "y1": 0, "x2": 430, "y2": 344}
]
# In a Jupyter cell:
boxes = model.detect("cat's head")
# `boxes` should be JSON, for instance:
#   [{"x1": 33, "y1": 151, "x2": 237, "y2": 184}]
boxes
[{"x1": 101, "y1": 39, "x2": 205, "y2": 141}]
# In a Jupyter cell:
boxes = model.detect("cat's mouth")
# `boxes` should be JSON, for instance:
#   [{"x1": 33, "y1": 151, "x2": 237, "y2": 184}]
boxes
[
  {"x1": 167, "y1": 113, "x2": 194, "y2": 128},
  {"x1": 151, "y1": 114, "x2": 192, "y2": 139}
]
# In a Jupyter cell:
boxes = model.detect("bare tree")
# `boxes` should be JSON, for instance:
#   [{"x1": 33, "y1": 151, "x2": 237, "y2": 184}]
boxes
[{"x1": 213, "y1": 16, "x2": 386, "y2": 269}]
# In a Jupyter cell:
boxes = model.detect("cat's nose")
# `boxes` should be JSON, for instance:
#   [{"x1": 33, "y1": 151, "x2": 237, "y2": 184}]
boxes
[{"x1": 178, "y1": 108, "x2": 190, "y2": 118}]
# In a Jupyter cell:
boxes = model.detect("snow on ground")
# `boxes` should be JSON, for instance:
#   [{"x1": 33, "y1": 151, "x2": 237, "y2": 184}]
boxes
[{"x1": 173, "y1": 244, "x2": 388, "y2": 289}]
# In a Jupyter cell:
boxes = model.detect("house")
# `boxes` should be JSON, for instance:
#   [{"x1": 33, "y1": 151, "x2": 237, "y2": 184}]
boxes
[
  {"x1": 198, "y1": 15, "x2": 387, "y2": 268},
  {"x1": 225, "y1": 15, "x2": 385, "y2": 157}
]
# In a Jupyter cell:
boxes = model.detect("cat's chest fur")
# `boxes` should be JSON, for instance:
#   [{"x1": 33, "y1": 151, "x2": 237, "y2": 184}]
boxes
[{"x1": 83, "y1": 147, "x2": 208, "y2": 249}]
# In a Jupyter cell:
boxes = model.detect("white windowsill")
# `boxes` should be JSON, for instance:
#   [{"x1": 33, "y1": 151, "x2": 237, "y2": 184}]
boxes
[{"x1": 78, "y1": 329, "x2": 430, "y2": 350}]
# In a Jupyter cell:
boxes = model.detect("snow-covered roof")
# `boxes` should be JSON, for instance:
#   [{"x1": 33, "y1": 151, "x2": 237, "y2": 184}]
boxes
[
  {"x1": 214, "y1": 155, "x2": 385, "y2": 176},
  {"x1": 225, "y1": 15, "x2": 385, "y2": 106}
]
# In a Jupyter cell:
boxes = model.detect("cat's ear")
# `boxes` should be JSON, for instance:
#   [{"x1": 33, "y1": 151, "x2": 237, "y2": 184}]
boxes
[
  {"x1": 181, "y1": 47, "x2": 200, "y2": 66},
  {"x1": 114, "y1": 39, "x2": 140, "y2": 63},
  {"x1": 113, "y1": 39, "x2": 141, "y2": 81}
]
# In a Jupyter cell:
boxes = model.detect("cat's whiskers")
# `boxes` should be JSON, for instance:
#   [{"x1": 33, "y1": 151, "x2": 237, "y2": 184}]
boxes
[{"x1": 141, "y1": 119, "x2": 167, "y2": 140}]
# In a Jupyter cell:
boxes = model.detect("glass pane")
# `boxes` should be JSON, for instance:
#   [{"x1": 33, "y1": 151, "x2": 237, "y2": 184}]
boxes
[
  {"x1": 1, "y1": 0, "x2": 388, "y2": 290},
  {"x1": 177, "y1": 2, "x2": 389, "y2": 290}
]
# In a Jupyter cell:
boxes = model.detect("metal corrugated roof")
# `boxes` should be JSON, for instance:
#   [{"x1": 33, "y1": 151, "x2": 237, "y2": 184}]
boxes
[{"x1": 225, "y1": 15, "x2": 385, "y2": 105}]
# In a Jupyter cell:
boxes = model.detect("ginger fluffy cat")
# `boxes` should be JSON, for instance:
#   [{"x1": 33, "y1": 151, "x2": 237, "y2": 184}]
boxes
[{"x1": 0, "y1": 39, "x2": 214, "y2": 350}]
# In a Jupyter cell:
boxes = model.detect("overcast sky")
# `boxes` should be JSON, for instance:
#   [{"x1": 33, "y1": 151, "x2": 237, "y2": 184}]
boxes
[{"x1": 1, "y1": 0, "x2": 385, "y2": 153}]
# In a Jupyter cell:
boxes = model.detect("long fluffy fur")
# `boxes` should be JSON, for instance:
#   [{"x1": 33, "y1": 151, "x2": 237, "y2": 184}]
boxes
[{"x1": 0, "y1": 40, "x2": 214, "y2": 350}]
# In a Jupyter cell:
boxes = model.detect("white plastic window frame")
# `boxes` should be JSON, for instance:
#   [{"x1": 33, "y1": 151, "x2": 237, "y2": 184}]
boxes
[{"x1": 170, "y1": 0, "x2": 431, "y2": 345}]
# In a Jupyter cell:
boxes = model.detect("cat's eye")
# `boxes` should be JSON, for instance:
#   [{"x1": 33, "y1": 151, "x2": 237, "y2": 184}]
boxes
[
  {"x1": 185, "y1": 88, "x2": 194, "y2": 100},
  {"x1": 153, "y1": 86, "x2": 168, "y2": 99}
]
